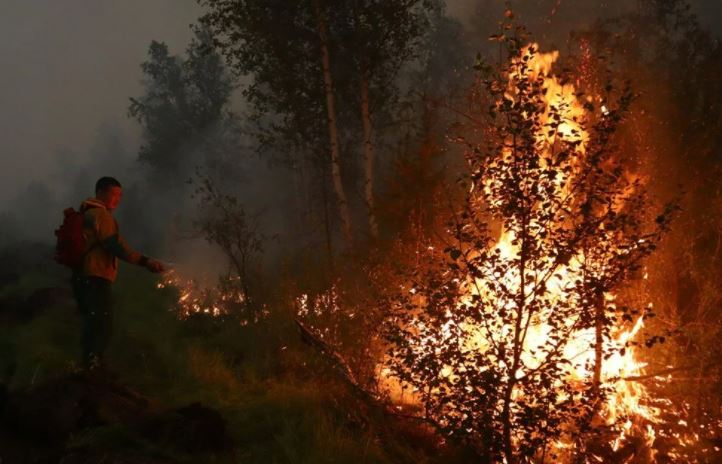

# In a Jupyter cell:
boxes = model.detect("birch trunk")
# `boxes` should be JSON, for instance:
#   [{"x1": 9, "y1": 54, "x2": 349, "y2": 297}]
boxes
[
  {"x1": 313, "y1": 0, "x2": 353, "y2": 242},
  {"x1": 593, "y1": 293, "x2": 604, "y2": 390},
  {"x1": 360, "y1": 65, "x2": 379, "y2": 238}
]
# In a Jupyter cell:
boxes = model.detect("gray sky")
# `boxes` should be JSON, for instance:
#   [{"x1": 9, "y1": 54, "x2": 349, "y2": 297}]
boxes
[
  {"x1": 1, "y1": 0, "x2": 720, "y2": 209},
  {"x1": 0, "y1": 0, "x2": 200, "y2": 206}
]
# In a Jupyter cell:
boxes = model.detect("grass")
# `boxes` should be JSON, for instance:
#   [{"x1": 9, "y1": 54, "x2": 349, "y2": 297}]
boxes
[{"x1": 0, "y1": 259, "x2": 436, "y2": 463}]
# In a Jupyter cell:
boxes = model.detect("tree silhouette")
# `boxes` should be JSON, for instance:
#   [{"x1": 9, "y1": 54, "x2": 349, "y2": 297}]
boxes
[{"x1": 129, "y1": 27, "x2": 235, "y2": 184}]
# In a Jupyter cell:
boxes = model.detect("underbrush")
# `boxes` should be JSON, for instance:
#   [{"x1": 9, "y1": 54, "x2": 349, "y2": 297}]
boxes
[{"x1": 0, "y1": 259, "x2": 437, "y2": 463}]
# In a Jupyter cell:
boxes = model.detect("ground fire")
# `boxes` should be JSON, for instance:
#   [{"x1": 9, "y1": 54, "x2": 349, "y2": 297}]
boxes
[{"x1": 162, "y1": 39, "x2": 698, "y2": 463}]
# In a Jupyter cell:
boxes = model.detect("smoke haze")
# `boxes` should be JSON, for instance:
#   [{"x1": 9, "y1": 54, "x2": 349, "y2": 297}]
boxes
[
  {"x1": 0, "y1": 0, "x2": 200, "y2": 208},
  {"x1": 1, "y1": 0, "x2": 720, "y2": 246},
  {"x1": 445, "y1": 0, "x2": 722, "y2": 48}
]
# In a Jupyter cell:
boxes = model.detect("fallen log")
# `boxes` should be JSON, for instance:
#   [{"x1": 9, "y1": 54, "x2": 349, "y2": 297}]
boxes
[
  {"x1": 294, "y1": 318, "x2": 442, "y2": 426},
  {"x1": 294, "y1": 318, "x2": 378, "y2": 402}
]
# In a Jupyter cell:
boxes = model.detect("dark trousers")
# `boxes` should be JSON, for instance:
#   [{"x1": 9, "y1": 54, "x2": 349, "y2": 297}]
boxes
[{"x1": 71, "y1": 275, "x2": 113, "y2": 368}]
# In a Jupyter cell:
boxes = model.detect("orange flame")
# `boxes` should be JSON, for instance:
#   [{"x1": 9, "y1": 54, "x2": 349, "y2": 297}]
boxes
[{"x1": 378, "y1": 43, "x2": 661, "y2": 456}]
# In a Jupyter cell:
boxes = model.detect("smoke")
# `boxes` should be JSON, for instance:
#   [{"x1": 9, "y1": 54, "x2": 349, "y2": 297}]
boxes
[
  {"x1": 0, "y1": 0, "x2": 200, "y2": 254},
  {"x1": 0, "y1": 0, "x2": 288, "y2": 283},
  {"x1": 445, "y1": 0, "x2": 722, "y2": 49},
  {"x1": 1, "y1": 0, "x2": 720, "y2": 273},
  {"x1": 0, "y1": 0, "x2": 200, "y2": 209}
]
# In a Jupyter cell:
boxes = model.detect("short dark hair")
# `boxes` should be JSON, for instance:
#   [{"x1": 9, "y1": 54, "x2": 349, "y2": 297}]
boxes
[{"x1": 95, "y1": 177, "x2": 122, "y2": 194}]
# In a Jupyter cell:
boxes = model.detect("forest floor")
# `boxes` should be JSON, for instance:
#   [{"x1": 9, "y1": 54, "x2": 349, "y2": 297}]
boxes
[{"x1": 0, "y1": 243, "x2": 472, "y2": 464}]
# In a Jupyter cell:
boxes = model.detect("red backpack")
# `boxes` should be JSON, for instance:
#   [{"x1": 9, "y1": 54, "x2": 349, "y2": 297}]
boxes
[{"x1": 54, "y1": 208, "x2": 87, "y2": 268}]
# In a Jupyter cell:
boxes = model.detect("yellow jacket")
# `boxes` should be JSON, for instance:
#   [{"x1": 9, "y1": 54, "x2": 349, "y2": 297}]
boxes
[{"x1": 79, "y1": 198, "x2": 143, "y2": 282}]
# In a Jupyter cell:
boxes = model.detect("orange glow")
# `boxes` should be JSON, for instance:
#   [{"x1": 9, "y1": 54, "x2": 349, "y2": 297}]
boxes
[
  {"x1": 158, "y1": 269, "x2": 246, "y2": 318},
  {"x1": 378, "y1": 43, "x2": 662, "y2": 457}
]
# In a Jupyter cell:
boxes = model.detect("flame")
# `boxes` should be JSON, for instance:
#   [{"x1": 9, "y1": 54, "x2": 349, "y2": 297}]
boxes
[
  {"x1": 378, "y1": 43, "x2": 662, "y2": 457},
  {"x1": 158, "y1": 269, "x2": 253, "y2": 319}
]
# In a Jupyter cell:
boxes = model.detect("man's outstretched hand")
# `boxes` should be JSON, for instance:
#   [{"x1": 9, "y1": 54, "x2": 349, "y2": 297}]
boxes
[{"x1": 145, "y1": 258, "x2": 166, "y2": 273}]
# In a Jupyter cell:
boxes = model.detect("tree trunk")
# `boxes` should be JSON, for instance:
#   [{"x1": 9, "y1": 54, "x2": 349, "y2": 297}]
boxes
[
  {"x1": 501, "y1": 377, "x2": 517, "y2": 464},
  {"x1": 593, "y1": 293, "x2": 604, "y2": 391},
  {"x1": 313, "y1": 0, "x2": 353, "y2": 243},
  {"x1": 360, "y1": 65, "x2": 379, "y2": 239},
  {"x1": 320, "y1": 163, "x2": 335, "y2": 271}
]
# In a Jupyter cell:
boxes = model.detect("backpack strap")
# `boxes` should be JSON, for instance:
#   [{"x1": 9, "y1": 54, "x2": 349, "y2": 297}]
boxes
[{"x1": 79, "y1": 203, "x2": 104, "y2": 256}]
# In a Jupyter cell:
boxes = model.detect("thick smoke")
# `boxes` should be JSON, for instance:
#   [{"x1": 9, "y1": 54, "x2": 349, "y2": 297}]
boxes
[{"x1": 0, "y1": 0, "x2": 200, "y2": 241}]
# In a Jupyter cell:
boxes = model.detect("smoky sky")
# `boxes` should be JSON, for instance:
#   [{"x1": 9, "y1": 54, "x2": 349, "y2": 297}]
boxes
[
  {"x1": 0, "y1": 0, "x2": 200, "y2": 207},
  {"x1": 445, "y1": 0, "x2": 722, "y2": 47},
  {"x1": 1, "y1": 0, "x2": 720, "y2": 210}
]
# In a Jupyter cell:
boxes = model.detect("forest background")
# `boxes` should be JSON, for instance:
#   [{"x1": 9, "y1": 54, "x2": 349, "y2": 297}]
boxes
[{"x1": 1, "y1": 0, "x2": 722, "y2": 462}]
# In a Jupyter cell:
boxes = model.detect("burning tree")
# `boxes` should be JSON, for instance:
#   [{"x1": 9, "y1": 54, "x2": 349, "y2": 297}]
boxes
[{"x1": 381, "y1": 31, "x2": 674, "y2": 462}]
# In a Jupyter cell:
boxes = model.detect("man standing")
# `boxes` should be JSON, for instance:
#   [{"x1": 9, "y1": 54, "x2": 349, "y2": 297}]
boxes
[{"x1": 72, "y1": 177, "x2": 165, "y2": 369}]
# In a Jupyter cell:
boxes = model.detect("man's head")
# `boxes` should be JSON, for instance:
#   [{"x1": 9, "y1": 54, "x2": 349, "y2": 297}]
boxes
[{"x1": 95, "y1": 177, "x2": 122, "y2": 211}]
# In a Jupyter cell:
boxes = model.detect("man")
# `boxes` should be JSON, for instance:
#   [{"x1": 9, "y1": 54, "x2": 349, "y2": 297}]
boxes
[{"x1": 72, "y1": 176, "x2": 165, "y2": 369}]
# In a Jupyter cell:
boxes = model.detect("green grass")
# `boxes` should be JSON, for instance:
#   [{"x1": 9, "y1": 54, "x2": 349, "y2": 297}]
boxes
[{"x1": 0, "y1": 262, "x2": 435, "y2": 463}]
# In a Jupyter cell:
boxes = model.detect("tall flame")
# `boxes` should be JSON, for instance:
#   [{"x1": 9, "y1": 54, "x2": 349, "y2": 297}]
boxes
[{"x1": 378, "y1": 43, "x2": 660, "y2": 458}]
